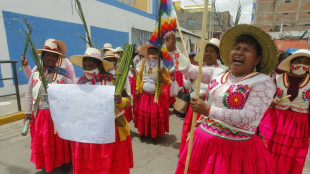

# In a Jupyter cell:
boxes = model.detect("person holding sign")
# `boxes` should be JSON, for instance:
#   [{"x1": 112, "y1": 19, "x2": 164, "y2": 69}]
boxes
[
  {"x1": 165, "y1": 24, "x2": 278, "y2": 173},
  {"x1": 24, "y1": 39, "x2": 73, "y2": 173},
  {"x1": 69, "y1": 47, "x2": 133, "y2": 174},
  {"x1": 259, "y1": 49, "x2": 310, "y2": 174},
  {"x1": 134, "y1": 43, "x2": 170, "y2": 139}
]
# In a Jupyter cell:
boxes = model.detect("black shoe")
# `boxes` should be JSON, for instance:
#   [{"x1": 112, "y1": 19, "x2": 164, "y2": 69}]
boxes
[{"x1": 61, "y1": 162, "x2": 72, "y2": 173}]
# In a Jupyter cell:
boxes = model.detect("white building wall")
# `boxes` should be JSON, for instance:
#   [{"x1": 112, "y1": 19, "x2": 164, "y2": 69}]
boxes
[{"x1": 0, "y1": 0, "x2": 157, "y2": 95}]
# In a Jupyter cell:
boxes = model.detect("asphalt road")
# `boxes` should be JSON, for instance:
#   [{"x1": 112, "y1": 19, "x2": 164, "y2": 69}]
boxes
[{"x1": 0, "y1": 108, "x2": 309, "y2": 174}]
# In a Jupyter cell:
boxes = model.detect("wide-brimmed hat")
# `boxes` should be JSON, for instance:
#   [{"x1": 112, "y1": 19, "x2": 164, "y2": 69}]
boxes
[
  {"x1": 36, "y1": 39, "x2": 66, "y2": 58},
  {"x1": 69, "y1": 47, "x2": 114, "y2": 71},
  {"x1": 100, "y1": 43, "x2": 113, "y2": 53},
  {"x1": 195, "y1": 38, "x2": 220, "y2": 62},
  {"x1": 220, "y1": 24, "x2": 278, "y2": 75},
  {"x1": 114, "y1": 47, "x2": 123, "y2": 53},
  {"x1": 140, "y1": 43, "x2": 157, "y2": 57},
  {"x1": 278, "y1": 49, "x2": 310, "y2": 72},
  {"x1": 102, "y1": 50, "x2": 119, "y2": 59}
]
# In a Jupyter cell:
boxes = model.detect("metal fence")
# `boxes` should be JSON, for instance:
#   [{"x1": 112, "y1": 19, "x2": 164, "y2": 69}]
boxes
[{"x1": 0, "y1": 60, "x2": 21, "y2": 111}]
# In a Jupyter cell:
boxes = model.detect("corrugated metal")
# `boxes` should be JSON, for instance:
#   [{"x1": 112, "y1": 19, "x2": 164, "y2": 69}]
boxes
[{"x1": 131, "y1": 28, "x2": 152, "y2": 47}]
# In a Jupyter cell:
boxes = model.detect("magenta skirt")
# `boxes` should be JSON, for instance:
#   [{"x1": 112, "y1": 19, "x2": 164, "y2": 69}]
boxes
[
  {"x1": 179, "y1": 105, "x2": 201, "y2": 156},
  {"x1": 260, "y1": 108, "x2": 310, "y2": 174},
  {"x1": 124, "y1": 107, "x2": 133, "y2": 123},
  {"x1": 176, "y1": 118, "x2": 276, "y2": 174},
  {"x1": 30, "y1": 109, "x2": 71, "y2": 172},
  {"x1": 134, "y1": 93, "x2": 169, "y2": 138},
  {"x1": 71, "y1": 125, "x2": 133, "y2": 174},
  {"x1": 175, "y1": 71, "x2": 183, "y2": 87}
]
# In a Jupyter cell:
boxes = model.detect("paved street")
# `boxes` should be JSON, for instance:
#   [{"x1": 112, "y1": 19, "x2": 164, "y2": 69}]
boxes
[{"x1": 0, "y1": 99, "x2": 310, "y2": 174}]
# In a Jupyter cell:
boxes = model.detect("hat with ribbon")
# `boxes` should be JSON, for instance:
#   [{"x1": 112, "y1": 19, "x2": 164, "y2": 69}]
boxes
[
  {"x1": 36, "y1": 39, "x2": 67, "y2": 58},
  {"x1": 69, "y1": 47, "x2": 114, "y2": 71},
  {"x1": 102, "y1": 50, "x2": 120, "y2": 59},
  {"x1": 278, "y1": 49, "x2": 310, "y2": 72}
]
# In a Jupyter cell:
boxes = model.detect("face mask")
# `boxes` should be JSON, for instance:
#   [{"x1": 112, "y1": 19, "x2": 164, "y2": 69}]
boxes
[
  {"x1": 84, "y1": 68, "x2": 99, "y2": 80},
  {"x1": 149, "y1": 55, "x2": 158, "y2": 61},
  {"x1": 291, "y1": 64, "x2": 310, "y2": 75}
]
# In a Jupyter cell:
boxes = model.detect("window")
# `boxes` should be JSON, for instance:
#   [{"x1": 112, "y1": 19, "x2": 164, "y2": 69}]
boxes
[
  {"x1": 283, "y1": 13, "x2": 289, "y2": 15},
  {"x1": 285, "y1": 0, "x2": 291, "y2": 3},
  {"x1": 305, "y1": 24, "x2": 310, "y2": 26},
  {"x1": 187, "y1": 18, "x2": 196, "y2": 26},
  {"x1": 308, "y1": 12, "x2": 310, "y2": 14}
]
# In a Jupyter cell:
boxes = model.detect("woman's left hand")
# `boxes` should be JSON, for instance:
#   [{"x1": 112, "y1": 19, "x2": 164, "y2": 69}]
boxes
[
  {"x1": 114, "y1": 94, "x2": 122, "y2": 105},
  {"x1": 190, "y1": 97, "x2": 209, "y2": 115}
]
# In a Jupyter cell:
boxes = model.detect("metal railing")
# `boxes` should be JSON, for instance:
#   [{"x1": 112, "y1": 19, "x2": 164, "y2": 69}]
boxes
[{"x1": 0, "y1": 60, "x2": 21, "y2": 111}]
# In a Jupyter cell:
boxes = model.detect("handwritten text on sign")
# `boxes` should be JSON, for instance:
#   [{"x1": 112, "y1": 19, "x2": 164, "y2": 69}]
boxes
[{"x1": 48, "y1": 84, "x2": 115, "y2": 144}]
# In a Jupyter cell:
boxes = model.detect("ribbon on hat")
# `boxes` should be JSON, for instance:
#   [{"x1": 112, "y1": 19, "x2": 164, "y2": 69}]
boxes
[{"x1": 43, "y1": 46, "x2": 59, "y2": 52}]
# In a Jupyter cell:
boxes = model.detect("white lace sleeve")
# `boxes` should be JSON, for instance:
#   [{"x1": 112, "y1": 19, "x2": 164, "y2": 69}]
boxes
[
  {"x1": 180, "y1": 64, "x2": 216, "y2": 84},
  {"x1": 208, "y1": 78, "x2": 276, "y2": 125}
]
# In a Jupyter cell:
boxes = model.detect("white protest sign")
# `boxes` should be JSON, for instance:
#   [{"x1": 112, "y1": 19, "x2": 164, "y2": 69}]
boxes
[{"x1": 47, "y1": 84, "x2": 115, "y2": 144}]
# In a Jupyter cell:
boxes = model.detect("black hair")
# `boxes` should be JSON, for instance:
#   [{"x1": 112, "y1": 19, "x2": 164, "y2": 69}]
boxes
[
  {"x1": 290, "y1": 56, "x2": 310, "y2": 65},
  {"x1": 235, "y1": 34, "x2": 262, "y2": 57},
  {"x1": 83, "y1": 57, "x2": 105, "y2": 74},
  {"x1": 147, "y1": 47, "x2": 158, "y2": 54},
  {"x1": 235, "y1": 34, "x2": 262, "y2": 72}
]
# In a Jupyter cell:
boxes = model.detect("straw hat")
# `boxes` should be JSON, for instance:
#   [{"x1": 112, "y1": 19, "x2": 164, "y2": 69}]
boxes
[
  {"x1": 69, "y1": 47, "x2": 114, "y2": 71},
  {"x1": 140, "y1": 43, "x2": 157, "y2": 57},
  {"x1": 194, "y1": 38, "x2": 220, "y2": 62},
  {"x1": 102, "y1": 50, "x2": 119, "y2": 59},
  {"x1": 36, "y1": 39, "x2": 66, "y2": 58},
  {"x1": 278, "y1": 49, "x2": 310, "y2": 72},
  {"x1": 114, "y1": 47, "x2": 123, "y2": 52},
  {"x1": 220, "y1": 24, "x2": 278, "y2": 75},
  {"x1": 100, "y1": 43, "x2": 113, "y2": 53}
]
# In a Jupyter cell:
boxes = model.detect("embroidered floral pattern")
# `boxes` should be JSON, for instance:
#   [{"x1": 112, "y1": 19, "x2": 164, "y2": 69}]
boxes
[
  {"x1": 276, "y1": 87, "x2": 283, "y2": 98},
  {"x1": 302, "y1": 89, "x2": 310, "y2": 102},
  {"x1": 56, "y1": 79, "x2": 65, "y2": 84},
  {"x1": 209, "y1": 79, "x2": 219, "y2": 90},
  {"x1": 32, "y1": 79, "x2": 38, "y2": 87},
  {"x1": 225, "y1": 91, "x2": 246, "y2": 109},
  {"x1": 174, "y1": 52, "x2": 180, "y2": 70},
  {"x1": 223, "y1": 84, "x2": 249, "y2": 109}
]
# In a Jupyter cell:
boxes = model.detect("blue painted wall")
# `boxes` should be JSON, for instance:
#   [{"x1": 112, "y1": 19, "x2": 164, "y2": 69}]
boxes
[
  {"x1": 0, "y1": 66, "x2": 3, "y2": 87},
  {"x1": 91, "y1": 26, "x2": 129, "y2": 52},
  {"x1": 2, "y1": 11, "x2": 86, "y2": 85}
]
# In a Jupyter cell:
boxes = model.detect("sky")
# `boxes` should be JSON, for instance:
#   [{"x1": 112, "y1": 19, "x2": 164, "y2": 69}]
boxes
[{"x1": 177, "y1": 0, "x2": 254, "y2": 24}]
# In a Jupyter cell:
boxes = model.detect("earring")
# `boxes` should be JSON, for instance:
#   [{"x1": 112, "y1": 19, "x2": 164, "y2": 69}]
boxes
[{"x1": 253, "y1": 66, "x2": 257, "y2": 72}]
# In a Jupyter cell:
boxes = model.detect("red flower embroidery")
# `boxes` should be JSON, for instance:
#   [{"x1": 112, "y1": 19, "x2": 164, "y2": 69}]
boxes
[{"x1": 226, "y1": 91, "x2": 246, "y2": 109}]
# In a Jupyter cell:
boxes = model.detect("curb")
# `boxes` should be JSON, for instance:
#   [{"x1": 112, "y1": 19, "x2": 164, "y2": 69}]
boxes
[{"x1": 0, "y1": 111, "x2": 25, "y2": 125}]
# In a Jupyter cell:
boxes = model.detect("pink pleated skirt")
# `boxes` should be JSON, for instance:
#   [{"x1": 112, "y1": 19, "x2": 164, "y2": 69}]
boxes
[
  {"x1": 30, "y1": 109, "x2": 71, "y2": 172},
  {"x1": 179, "y1": 105, "x2": 201, "y2": 156},
  {"x1": 259, "y1": 107, "x2": 310, "y2": 174},
  {"x1": 71, "y1": 125, "x2": 133, "y2": 174},
  {"x1": 124, "y1": 107, "x2": 133, "y2": 123},
  {"x1": 176, "y1": 118, "x2": 276, "y2": 174},
  {"x1": 175, "y1": 71, "x2": 183, "y2": 87},
  {"x1": 164, "y1": 83, "x2": 176, "y2": 105},
  {"x1": 134, "y1": 92, "x2": 169, "y2": 138}
]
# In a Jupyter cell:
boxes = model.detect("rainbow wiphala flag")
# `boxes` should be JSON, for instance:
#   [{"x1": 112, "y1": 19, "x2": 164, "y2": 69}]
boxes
[{"x1": 149, "y1": 0, "x2": 177, "y2": 70}]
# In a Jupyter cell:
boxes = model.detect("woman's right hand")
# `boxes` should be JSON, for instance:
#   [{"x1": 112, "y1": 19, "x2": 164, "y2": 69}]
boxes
[
  {"x1": 24, "y1": 114, "x2": 32, "y2": 124},
  {"x1": 21, "y1": 56, "x2": 29, "y2": 66}
]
